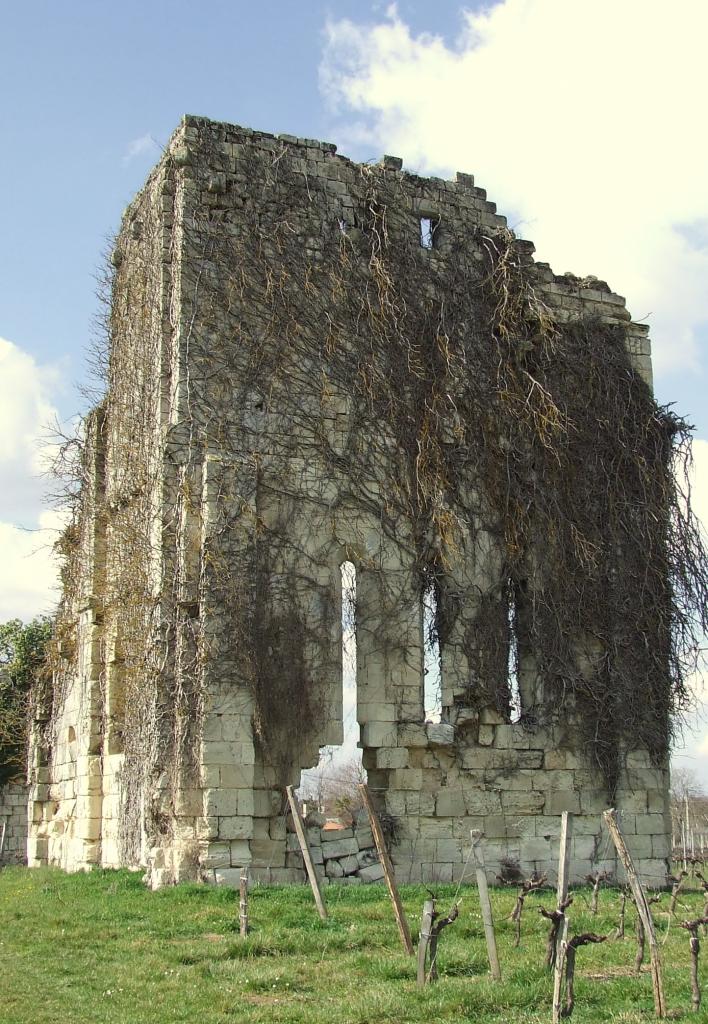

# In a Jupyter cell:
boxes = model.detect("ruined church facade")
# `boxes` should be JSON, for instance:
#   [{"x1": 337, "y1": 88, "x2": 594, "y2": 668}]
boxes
[{"x1": 28, "y1": 115, "x2": 673, "y2": 887}]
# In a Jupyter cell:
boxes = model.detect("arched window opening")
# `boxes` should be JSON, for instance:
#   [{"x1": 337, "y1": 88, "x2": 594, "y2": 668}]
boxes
[
  {"x1": 423, "y1": 581, "x2": 442, "y2": 723},
  {"x1": 340, "y1": 560, "x2": 359, "y2": 748},
  {"x1": 299, "y1": 561, "x2": 363, "y2": 816}
]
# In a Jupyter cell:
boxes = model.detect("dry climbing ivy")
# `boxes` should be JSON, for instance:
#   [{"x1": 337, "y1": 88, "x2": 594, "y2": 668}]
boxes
[{"x1": 45, "y1": 127, "x2": 708, "y2": 834}]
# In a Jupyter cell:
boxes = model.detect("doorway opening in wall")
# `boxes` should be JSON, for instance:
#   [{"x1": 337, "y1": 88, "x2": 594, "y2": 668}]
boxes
[
  {"x1": 298, "y1": 561, "x2": 365, "y2": 822},
  {"x1": 507, "y1": 583, "x2": 522, "y2": 723},
  {"x1": 423, "y1": 581, "x2": 442, "y2": 723}
]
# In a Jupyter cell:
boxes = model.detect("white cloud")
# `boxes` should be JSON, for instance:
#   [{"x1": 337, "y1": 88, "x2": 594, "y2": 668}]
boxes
[
  {"x1": 123, "y1": 133, "x2": 160, "y2": 164},
  {"x1": 320, "y1": 0, "x2": 708, "y2": 375},
  {"x1": 0, "y1": 510, "x2": 64, "y2": 621},
  {"x1": 0, "y1": 338, "x2": 64, "y2": 621},
  {"x1": 688, "y1": 438, "x2": 708, "y2": 538}
]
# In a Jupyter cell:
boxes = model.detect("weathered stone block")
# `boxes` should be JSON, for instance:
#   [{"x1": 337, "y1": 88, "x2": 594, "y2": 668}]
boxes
[
  {"x1": 652, "y1": 834, "x2": 670, "y2": 859},
  {"x1": 322, "y1": 827, "x2": 353, "y2": 842},
  {"x1": 206, "y1": 790, "x2": 239, "y2": 817},
  {"x1": 466, "y1": 790, "x2": 504, "y2": 815},
  {"x1": 250, "y1": 838, "x2": 286, "y2": 868},
  {"x1": 357, "y1": 848, "x2": 378, "y2": 868},
  {"x1": 502, "y1": 791, "x2": 546, "y2": 814},
  {"x1": 321, "y1": 838, "x2": 359, "y2": 860},
  {"x1": 634, "y1": 813, "x2": 667, "y2": 835},
  {"x1": 391, "y1": 769, "x2": 423, "y2": 791},
  {"x1": 358, "y1": 862, "x2": 385, "y2": 882},
  {"x1": 355, "y1": 826, "x2": 374, "y2": 848},
  {"x1": 478, "y1": 725, "x2": 495, "y2": 746},
  {"x1": 337, "y1": 853, "x2": 360, "y2": 875},
  {"x1": 480, "y1": 707, "x2": 506, "y2": 725},
  {"x1": 250, "y1": 867, "x2": 305, "y2": 885},
  {"x1": 218, "y1": 816, "x2": 252, "y2": 840},
  {"x1": 426, "y1": 723, "x2": 454, "y2": 746},
  {"x1": 376, "y1": 747, "x2": 408, "y2": 770},
  {"x1": 325, "y1": 857, "x2": 344, "y2": 878},
  {"x1": 435, "y1": 789, "x2": 466, "y2": 816},
  {"x1": 360, "y1": 722, "x2": 397, "y2": 747},
  {"x1": 397, "y1": 723, "x2": 428, "y2": 747},
  {"x1": 201, "y1": 842, "x2": 230, "y2": 869},
  {"x1": 545, "y1": 792, "x2": 580, "y2": 815},
  {"x1": 544, "y1": 749, "x2": 581, "y2": 770},
  {"x1": 521, "y1": 837, "x2": 552, "y2": 862},
  {"x1": 436, "y1": 839, "x2": 462, "y2": 862},
  {"x1": 615, "y1": 790, "x2": 648, "y2": 814}
]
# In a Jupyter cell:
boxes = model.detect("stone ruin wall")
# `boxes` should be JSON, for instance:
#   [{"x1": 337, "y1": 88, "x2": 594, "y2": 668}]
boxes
[
  {"x1": 29, "y1": 115, "x2": 669, "y2": 890},
  {"x1": 0, "y1": 782, "x2": 28, "y2": 865}
]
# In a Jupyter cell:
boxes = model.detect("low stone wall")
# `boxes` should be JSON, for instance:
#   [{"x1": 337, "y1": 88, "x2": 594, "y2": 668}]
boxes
[
  {"x1": 0, "y1": 781, "x2": 28, "y2": 865},
  {"x1": 289, "y1": 815, "x2": 384, "y2": 885}
]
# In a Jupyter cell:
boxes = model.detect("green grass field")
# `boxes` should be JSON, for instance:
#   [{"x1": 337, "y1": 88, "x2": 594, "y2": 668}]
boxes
[{"x1": 1, "y1": 866, "x2": 706, "y2": 1023}]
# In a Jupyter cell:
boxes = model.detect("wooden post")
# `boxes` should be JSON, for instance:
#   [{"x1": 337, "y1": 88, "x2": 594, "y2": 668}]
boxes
[
  {"x1": 550, "y1": 813, "x2": 572, "y2": 1022},
  {"x1": 470, "y1": 830, "x2": 502, "y2": 980},
  {"x1": 417, "y1": 899, "x2": 435, "y2": 987},
  {"x1": 549, "y1": 811, "x2": 572, "y2": 971},
  {"x1": 359, "y1": 783, "x2": 414, "y2": 955},
  {"x1": 557, "y1": 811, "x2": 572, "y2": 910},
  {"x1": 604, "y1": 808, "x2": 666, "y2": 1018},
  {"x1": 616, "y1": 889, "x2": 627, "y2": 939},
  {"x1": 239, "y1": 868, "x2": 249, "y2": 937},
  {"x1": 552, "y1": 913, "x2": 569, "y2": 1024},
  {"x1": 285, "y1": 785, "x2": 327, "y2": 921}
]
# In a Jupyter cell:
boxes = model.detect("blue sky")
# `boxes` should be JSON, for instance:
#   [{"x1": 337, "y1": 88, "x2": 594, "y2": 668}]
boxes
[
  {"x1": 2, "y1": 0, "x2": 708, "y2": 780},
  {"x1": 0, "y1": 2, "x2": 466, "y2": 385}
]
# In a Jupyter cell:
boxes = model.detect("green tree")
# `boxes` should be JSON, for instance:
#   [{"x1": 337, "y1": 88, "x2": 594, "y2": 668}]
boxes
[{"x1": 0, "y1": 617, "x2": 52, "y2": 785}]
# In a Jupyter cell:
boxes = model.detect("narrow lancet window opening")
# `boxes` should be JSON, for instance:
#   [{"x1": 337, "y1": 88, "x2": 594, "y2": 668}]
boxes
[
  {"x1": 299, "y1": 561, "x2": 362, "y2": 813},
  {"x1": 423, "y1": 581, "x2": 442, "y2": 722},
  {"x1": 420, "y1": 216, "x2": 438, "y2": 249},
  {"x1": 340, "y1": 560, "x2": 359, "y2": 748},
  {"x1": 507, "y1": 583, "x2": 522, "y2": 723}
]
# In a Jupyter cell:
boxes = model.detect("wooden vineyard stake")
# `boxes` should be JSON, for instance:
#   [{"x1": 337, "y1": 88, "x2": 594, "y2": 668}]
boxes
[
  {"x1": 550, "y1": 812, "x2": 572, "y2": 970},
  {"x1": 604, "y1": 808, "x2": 666, "y2": 1018},
  {"x1": 470, "y1": 830, "x2": 502, "y2": 980},
  {"x1": 616, "y1": 888, "x2": 627, "y2": 939},
  {"x1": 239, "y1": 868, "x2": 249, "y2": 937},
  {"x1": 552, "y1": 912, "x2": 569, "y2": 1024},
  {"x1": 285, "y1": 785, "x2": 327, "y2": 921},
  {"x1": 550, "y1": 811, "x2": 572, "y2": 1022},
  {"x1": 417, "y1": 899, "x2": 435, "y2": 987},
  {"x1": 359, "y1": 783, "x2": 414, "y2": 955},
  {"x1": 557, "y1": 812, "x2": 572, "y2": 910}
]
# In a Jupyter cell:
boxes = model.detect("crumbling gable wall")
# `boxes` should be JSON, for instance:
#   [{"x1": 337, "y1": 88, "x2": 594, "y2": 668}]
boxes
[{"x1": 31, "y1": 115, "x2": 703, "y2": 889}]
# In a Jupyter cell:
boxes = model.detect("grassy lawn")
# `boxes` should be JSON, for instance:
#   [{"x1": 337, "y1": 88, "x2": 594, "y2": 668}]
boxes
[{"x1": 1, "y1": 866, "x2": 706, "y2": 1023}]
